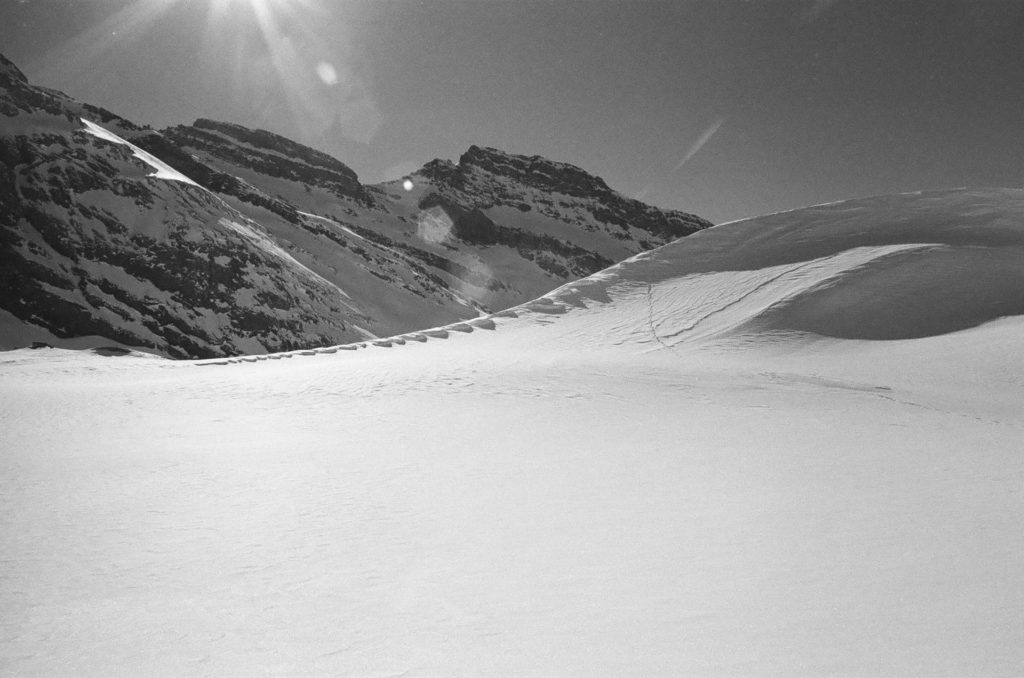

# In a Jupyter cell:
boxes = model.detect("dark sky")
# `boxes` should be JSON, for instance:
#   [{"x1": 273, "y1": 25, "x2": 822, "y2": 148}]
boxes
[{"x1": 2, "y1": 0, "x2": 1024, "y2": 223}]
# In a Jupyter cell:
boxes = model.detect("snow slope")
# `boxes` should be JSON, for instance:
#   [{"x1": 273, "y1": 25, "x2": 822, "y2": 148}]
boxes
[
  {"x1": 2, "y1": 188, "x2": 1022, "y2": 676},
  {"x1": 80, "y1": 119, "x2": 199, "y2": 186}
]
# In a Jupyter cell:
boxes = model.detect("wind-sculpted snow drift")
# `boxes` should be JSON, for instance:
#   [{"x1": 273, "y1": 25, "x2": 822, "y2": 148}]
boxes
[
  {"x1": 3, "y1": 188, "x2": 1022, "y2": 676},
  {"x1": 521, "y1": 186, "x2": 1024, "y2": 345}
]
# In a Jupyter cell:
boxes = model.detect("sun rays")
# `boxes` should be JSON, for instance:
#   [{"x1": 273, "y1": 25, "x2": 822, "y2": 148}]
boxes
[
  {"x1": 197, "y1": 0, "x2": 382, "y2": 146},
  {"x1": 204, "y1": 0, "x2": 382, "y2": 145},
  {"x1": 33, "y1": 0, "x2": 381, "y2": 147}
]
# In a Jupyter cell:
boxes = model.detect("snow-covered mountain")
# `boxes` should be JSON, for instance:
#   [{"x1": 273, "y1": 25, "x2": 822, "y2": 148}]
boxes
[
  {"x1": 3, "y1": 187, "x2": 1022, "y2": 675},
  {"x1": 0, "y1": 53, "x2": 710, "y2": 357},
  {"x1": 154, "y1": 119, "x2": 708, "y2": 333},
  {"x1": 0, "y1": 55, "x2": 379, "y2": 357}
]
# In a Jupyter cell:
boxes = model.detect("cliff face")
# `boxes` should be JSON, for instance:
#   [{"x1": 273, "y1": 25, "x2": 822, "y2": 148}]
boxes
[
  {"x1": 1, "y1": 53, "x2": 713, "y2": 357},
  {"x1": 160, "y1": 119, "x2": 365, "y2": 200}
]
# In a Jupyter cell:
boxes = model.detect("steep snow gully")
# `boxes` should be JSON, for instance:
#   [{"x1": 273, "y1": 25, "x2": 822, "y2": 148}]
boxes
[{"x1": 2, "y1": 188, "x2": 1023, "y2": 676}]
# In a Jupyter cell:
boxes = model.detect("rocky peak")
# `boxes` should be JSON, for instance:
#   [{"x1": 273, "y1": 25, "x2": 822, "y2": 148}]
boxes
[
  {"x1": 0, "y1": 53, "x2": 28, "y2": 88},
  {"x1": 457, "y1": 145, "x2": 613, "y2": 198},
  {"x1": 417, "y1": 158, "x2": 459, "y2": 183}
]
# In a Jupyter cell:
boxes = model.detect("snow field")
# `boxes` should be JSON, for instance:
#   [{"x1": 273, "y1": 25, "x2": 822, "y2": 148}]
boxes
[
  {"x1": 2, "y1": 332, "x2": 1021, "y2": 676},
  {"x1": 2, "y1": 187, "x2": 1023, "y2": 675}
]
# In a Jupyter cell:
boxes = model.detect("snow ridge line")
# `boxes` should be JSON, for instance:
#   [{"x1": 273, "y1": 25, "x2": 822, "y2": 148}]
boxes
[{"x1": 195, "y1": 315, "x2": 503, "y2": 366}]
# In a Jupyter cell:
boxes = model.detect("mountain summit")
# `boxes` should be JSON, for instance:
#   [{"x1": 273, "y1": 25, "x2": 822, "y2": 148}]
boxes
[
  {"x1": 456, "y1": 145, "x2": 615, "y2": 196},
  {"x1": 0, "y1": 53, "x2": 28, "y2": 88}
]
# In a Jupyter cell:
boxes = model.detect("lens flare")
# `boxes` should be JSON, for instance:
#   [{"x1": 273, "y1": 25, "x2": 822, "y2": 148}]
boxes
[
  {"x1": 417, "y1": 207, "x2": 453, "y2": 244},
  {"x1": 204, "y1": 0, "x2": 381, "y2": 144},
  {"x1": 315, "y1": 61, "x2": 338, "y2": 85}
]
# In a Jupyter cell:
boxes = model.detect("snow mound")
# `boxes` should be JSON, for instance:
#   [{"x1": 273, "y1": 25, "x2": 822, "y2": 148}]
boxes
[{"x1": 502, "y1": 187, "x2": 1024, "y2": 349}]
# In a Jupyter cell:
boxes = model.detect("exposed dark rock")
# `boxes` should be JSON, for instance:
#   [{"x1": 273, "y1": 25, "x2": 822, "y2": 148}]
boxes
[
  {"x1": 458, "y1": 145, "x2": 613, "y2": 198},
  {"x1": 162, "y1": 119, "x2": 367, "y2": 201}
]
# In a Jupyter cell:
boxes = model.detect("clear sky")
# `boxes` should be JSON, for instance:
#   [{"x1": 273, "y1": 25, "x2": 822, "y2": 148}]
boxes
[{"x1": 2, "y1": 0, "x2": 1024, "y2": 223}]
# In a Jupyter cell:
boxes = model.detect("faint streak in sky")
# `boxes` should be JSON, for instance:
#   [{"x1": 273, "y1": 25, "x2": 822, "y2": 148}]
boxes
[
  {"x1": 672, "y1": 118, "x2": 724, "y2": 172},
  {"x1": 635, "y1": 118, "x2": 725, "y2": 202}
]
